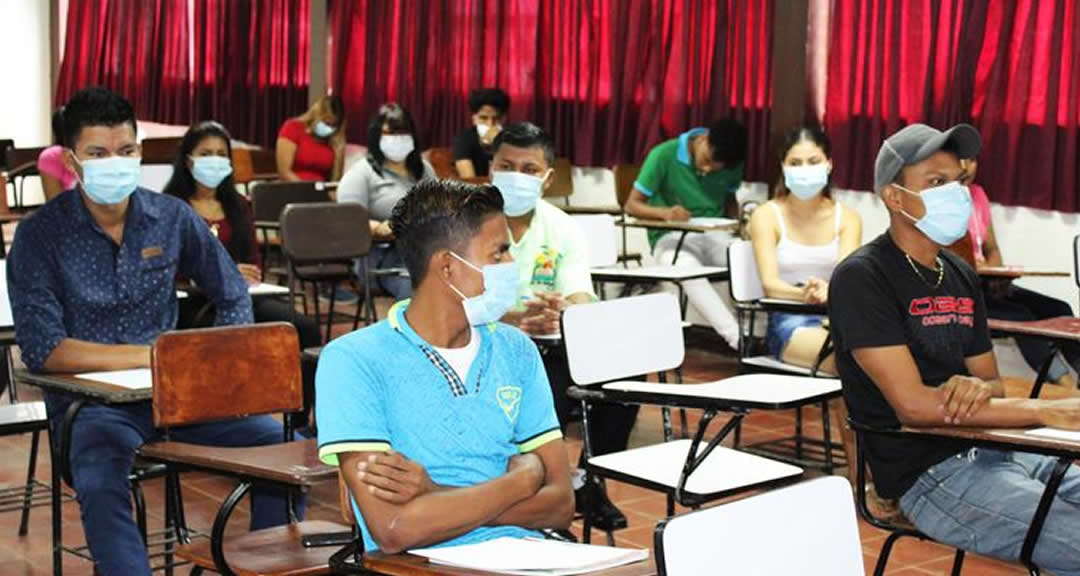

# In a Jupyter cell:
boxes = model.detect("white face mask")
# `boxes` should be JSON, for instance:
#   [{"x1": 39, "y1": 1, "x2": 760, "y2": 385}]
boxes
[
  {"x1": 476, "y1": 124, "x2": 491, "y2": 138},
  {"x1": 379, "y1": 134, "x2": 415, "y2": 163}
]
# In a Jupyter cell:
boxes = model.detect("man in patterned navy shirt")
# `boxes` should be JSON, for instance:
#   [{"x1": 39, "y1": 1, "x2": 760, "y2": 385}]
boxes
[{"x1": 7, "y1": 87, "x2": 301, "y2": 576}]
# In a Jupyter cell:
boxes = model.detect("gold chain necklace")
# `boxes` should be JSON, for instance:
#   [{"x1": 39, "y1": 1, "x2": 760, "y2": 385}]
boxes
[{"x1": 904, "y1": 253, "x2": 944, "y2": 289}]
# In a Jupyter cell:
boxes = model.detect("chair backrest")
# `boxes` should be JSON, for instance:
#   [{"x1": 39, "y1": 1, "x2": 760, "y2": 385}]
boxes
[
  {"x1": 423, "y1": 147, "x2": 457, "y2": 179},
  {"x1": 140, "y1": 137, "x2": 183, "y2": 165},
  {"x1": 612, "y1": 163, "x2": 641, "y2": 208},
  {"x1": 4, "y1": 146, "x2": 44, "y2": 176},
  {"x1": 562, "y1": 293, "x2": 684, "y2": 385},
  {"x1": 655, "y1": 476, "x2": 863, "y2": 576},
  {"x1": 0, "y1": 139, "x2": 14, "y2": 170},
  {"x1": 151, "y1": 323, "x2": 301, "y2": 428},
  {"x1": 250, "y1": 180, "x2": 329, "y2": 222},
  {"x1": 571, "y1": 214, "x2": 618, "y2": 268},
  {"x1": 251, "y1": 147, "x2": 278, "y2": 175},
  {"x1": 946, "y1": 231, "x2": 977, "y2": 269},
  {"x1": 544, "y1": 157, "x2": 573, "y2": 199},
  {"x1": 727, "y1": 239, "x2": 765, "y2": 303},
  {"x1": 280, "y1": 202, "x2": 373, "y2": 264}
]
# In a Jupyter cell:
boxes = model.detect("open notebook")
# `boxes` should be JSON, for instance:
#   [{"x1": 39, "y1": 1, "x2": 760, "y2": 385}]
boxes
[
  {"x1": 410, "y1": 537, "x2": 648, "y2": 576},
  {"x1": 75, "y1": 369, "x2": 152, "y2": 390}
]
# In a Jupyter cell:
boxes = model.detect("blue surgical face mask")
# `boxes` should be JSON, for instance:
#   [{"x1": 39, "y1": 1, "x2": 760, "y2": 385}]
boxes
[
  {"x1": 313, "y1": 121, "x2": 336, "y2": 139},
  {"x1": 72, "y1": 154, "x2": 141, "y2": 205},
  {"x1": 783, "y1": 163, "x2": 829, "y2": 200},
  {"x1": 446, "y1": 252, "x2": 519, "y2": 326},
  {"x1": 379, "y1": 134, "x2": 415, "y2": 163},
  {"x1": 895, "y1": 181, "x2": 973, "y2": 246},
  {"x1": 492, "y1": 170, "x2": 549, "y2": 217},
  {"x1": 190, "y1": 156, "x2": 233, "y2": 189}
]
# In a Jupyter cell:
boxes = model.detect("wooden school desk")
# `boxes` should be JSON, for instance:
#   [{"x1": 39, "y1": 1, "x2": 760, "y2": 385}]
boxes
[
  {"x1": 362, "y1": 551, "x2": 656, "y2": 576},
  {"x1": 620, "y1": 218, "x2": 738, "y2": 265}
]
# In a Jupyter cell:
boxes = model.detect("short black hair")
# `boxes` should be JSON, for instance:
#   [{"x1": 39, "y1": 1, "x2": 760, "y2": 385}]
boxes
[
  {"x1": 390, "y1": 179, "x2": 505, "y2": 288},
  {"x1": 468, "y1": 88, "x2": 510, "y2": 115},
  {"x1": 707, "y1": 118, "x2": 747, "y2": 167},
  {"x1": 61, "y1": 87, "x2": 137, "y2": 149},
  {"x1": 492, "y1": 122, "x2": 555, "y2": 166}
]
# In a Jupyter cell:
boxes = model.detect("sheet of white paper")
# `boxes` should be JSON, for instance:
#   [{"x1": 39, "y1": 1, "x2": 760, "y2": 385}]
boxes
[
  {"x1": 411, "y1": 537, "x2": 648, "y2": 575},
  {"x1": 0, "y1": 262, "x2": 12, "y2": 328},
  {"x1": 75, "y1": 369, "x2": 152, "y2": 390},
  {"x1": 1026, "y1": 427, "x2": 1080, "y2": 442},
  {"x1": 688, "y1": 217, "x2": 737, "y2": 228},
  {"x1": 248, "y1": 283, "x2": 290, "y2": 296}
]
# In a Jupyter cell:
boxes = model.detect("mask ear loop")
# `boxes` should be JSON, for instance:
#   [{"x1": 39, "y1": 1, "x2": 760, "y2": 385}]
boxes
[
  {"x1": 67, "y1": 149, "x2": 88, "y2": 191},
  {"x1": 444, "y1": 252, "x2": 484, "y2": 300},
  {"x1": 891, "y1": 183, "x2": 924, "y2": 224}
]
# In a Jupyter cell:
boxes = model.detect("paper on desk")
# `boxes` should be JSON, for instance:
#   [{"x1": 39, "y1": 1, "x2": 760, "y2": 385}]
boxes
[
  {"x1": 248, "y1": 283, "x2": 290, "y2": 296},
  {"x1": 0, "y1": 263, "x2": 13, "y2": 328},
  {"x1": 688, "y1": 217, "x2": 737, "y2": 228},
  {"x1": 411, "y1": 537, "x2": 648, "y2": 575},
  {"x1": 75, "y1": 369, "x2": 152, "y2": 390},
  {"x1": 1027, "y1": 427, "x2": 1080, "y2": 442}
]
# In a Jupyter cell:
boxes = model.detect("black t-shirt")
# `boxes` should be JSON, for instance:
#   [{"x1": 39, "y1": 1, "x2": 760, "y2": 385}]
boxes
[
  {"x1": 451, "y1": 127, "x2": 493, "y2": 176},
  {"x1": 828, "y1": 232, "x2": 992, "y2": 499}
]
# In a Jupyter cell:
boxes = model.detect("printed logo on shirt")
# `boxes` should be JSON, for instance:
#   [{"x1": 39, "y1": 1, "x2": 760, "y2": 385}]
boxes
[
  {"x1": 530, "y1": 247, "x2": 562, "y2": 290},
  {"x1": 907, "y1": 296, "x2": 975, "y2": 327},
  {"x1": 141, "y1": 246, "x2": 164, "y2": 259},
  {"x1": 496, "y1": 386, "x2": 522, "y2": 423}
]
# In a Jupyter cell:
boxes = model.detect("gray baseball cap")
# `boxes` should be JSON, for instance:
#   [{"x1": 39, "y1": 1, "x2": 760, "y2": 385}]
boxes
[{"x1": 873, "y1": 123, "x2": 981, "y2": 192}]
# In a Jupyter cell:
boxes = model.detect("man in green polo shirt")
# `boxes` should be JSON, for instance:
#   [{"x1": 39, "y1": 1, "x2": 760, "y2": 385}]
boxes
[
  {"x1": 625, "y1": 118, "x2": 746, "y2": 348},
  {"x1": 489, "y1": 122, "x2": 637, "y2": 534}
]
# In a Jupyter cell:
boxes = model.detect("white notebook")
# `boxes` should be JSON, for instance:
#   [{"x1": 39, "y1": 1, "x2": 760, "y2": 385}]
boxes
[
  {"x1": 1026, "y1": 427, "x2": 1080, "y2": 442},
  {"x1": 248, "y1": 283, "x2": 290, "y2": 296},
  {"x1": 411, "y1": 537, "x2": 648, "y2": 575},
  {"x1": 75, "y1": 369, "x2": 152, "y2": 390}
]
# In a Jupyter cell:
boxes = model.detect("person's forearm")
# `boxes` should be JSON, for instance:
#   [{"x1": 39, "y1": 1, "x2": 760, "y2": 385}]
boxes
[
  {"x1": 375, "y1": 468, "x2": 537, "y2": 553},
  {"x1": 500, "y1": 310, "x2": 527, "y2": 328},
  {"x1": 490, "y1": 482, "x2": 574, "y2": 529},
  {"x1": 761, "y1": 279, "x2": 807, "y2": 301},
  {"x1": 42, "y1": 339, "x2": 151, "y2": 373},
  {"x1": 900, "y1": 397, "x2": 1044, "y2": 428},
  {"x1": 624, "y1": 198, "x2": 669, "y2": 220}
]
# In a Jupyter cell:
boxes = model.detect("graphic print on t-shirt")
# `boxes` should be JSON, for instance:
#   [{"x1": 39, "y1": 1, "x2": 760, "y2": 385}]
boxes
[{"x1": 530, "y1": 247, "x2": 562, "y2": 290}]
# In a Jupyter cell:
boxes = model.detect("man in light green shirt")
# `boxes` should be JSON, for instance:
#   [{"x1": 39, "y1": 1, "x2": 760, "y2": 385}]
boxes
[{"x1": 490, "y1": 122, "x2": 636, "y2": 535}]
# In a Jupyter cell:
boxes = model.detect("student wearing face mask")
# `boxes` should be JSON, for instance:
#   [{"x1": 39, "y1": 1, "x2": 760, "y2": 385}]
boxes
[
  {"x1": 829, "y1": 124, "x2": 1080, "y2": 575},
  {"x1": 336, "y1": 103, "x2": 435, "y2": 301},
  {"x1": 6, "y1": 87, "x2": 303, "y2": 576},
  {"x1": 276, "y1": 94, "x2": 347, "y2": 182},
  {"x1": 489, "y1": 122, "x2": 635, "y2": 533},
  {"x1": 453, "y1": 88, "x2": 510, "y2": 179},
  {"x1": 748, "y1": 126, "x2": 862, "y2": 373},
  {"x1": 316, "y1": 179, "x2": 573, "y2": 553}
]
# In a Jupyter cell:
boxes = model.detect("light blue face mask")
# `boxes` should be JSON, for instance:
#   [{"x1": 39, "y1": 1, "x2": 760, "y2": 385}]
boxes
[
  {"x1": 72, "y1": 154, "x2": 141, "y2": 205},
  {"x1": 190, "y1": 156, "x2": 233, "y2": 189},
  {"x1": 313, "y1": 121, "x2": 336, "y2": 138},
  {"x1": 492, "y1": 170, "x2": 550, "y2": 217},
  {"x1": 896, "y1": 181, "x2": 973, "y2": 246},
  {"x1": 783, "y1": 163, "x2": 829, "y2": 200},
  {"x1": 447, "y1": 252, "x2": 520, "y2": 326}
]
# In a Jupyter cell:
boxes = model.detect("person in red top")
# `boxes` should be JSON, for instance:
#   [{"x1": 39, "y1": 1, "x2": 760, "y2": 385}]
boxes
[{"x1": 276, "y1": 95, "x2": 347, "y2": 182}]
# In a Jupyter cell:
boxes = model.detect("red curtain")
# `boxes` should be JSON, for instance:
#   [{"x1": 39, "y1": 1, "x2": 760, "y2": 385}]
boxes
[
  {"x1": 329, "y1": 0, "x2": 772, "y2": 178},
  {"x1": 55, "y1": 0, "x2": 191, "y2": 124},
  {"x1": 192, "y1": 0, "x2": 311, "y2": 148},
  {"x1": 824, "y1": 0, "x2": 1080, "y2": 211}
]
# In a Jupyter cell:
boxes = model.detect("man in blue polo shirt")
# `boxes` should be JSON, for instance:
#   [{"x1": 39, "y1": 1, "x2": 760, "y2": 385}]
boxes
[
  {"x1": 7, "y1": 87, "x2": 300, "y2": 576},
  {"x1": 317, "y1": 178, "x2": 573, "y2": 553}
]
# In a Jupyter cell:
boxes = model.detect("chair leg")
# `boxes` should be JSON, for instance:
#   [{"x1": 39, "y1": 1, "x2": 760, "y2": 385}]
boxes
[
  {"x1": 50, "y1": 428, "x2": 63, "y2": 576},
  {"x1": 132, "y1": 479, "x2": 148, "y2": 547},
  {"x1": 164, "y1": 473, "x2": 175, "y2": 576},
  {"x1": 794, "y1": 405, "x2": 804, "y2": 460},
  {"x1": 325, "y1": 281, "x2": 337, "y2": 343},
  {"x1": 821, "y1": 399, "x2": 834, "y2": 475},
  {"x1": 950, "y1": 549, "x2": 965, "y2": 576},
  {"x1": 873, "y1": 532, "x2": 906, "y2": 576},
  {"x1": 18, "y1": 428, "x2": 40, "y2": 536},
  {"x1": 312, "y1": 282, "x2": 323, "y2": 343}
]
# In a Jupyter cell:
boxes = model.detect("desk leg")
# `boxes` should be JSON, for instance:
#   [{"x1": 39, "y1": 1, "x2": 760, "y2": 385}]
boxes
[
  {"x1": 670, "y1": 232, "x2": 689, "y2": 265},
  {"x1": 1019, "y1": 457, "x2": 1072, "y2": 572},
  {"x1": 1030, "y1": 342, "x2": 1060, "y2": 399},
  {"x1": 211, "y1": 481, "x2": 252, "y2": 576},
  {"x1": 54, "y1": 398, "x2": 86, "y2": 576},
  {"x1": 674, "y1": 410, "x2": 744, "y2": 508}
]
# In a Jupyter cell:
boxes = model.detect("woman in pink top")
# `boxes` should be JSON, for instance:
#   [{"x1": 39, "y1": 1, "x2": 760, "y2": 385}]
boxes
[
  {"x1": 963, "y1": 158, "x2": 1079, "y2": 387},
  {"x1": 37, "y1": 110, "x2": 79, "y2": 201}
]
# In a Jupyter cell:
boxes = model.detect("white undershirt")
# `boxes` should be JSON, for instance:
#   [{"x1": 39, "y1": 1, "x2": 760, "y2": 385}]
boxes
[{"x1": 432, "y1": 327, "x2": 481, "y2": 383}]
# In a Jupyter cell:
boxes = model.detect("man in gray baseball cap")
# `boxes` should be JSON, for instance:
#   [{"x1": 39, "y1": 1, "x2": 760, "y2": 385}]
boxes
[{"x1": 827, "y1": 123, "x2": 1080, "y2": 574}]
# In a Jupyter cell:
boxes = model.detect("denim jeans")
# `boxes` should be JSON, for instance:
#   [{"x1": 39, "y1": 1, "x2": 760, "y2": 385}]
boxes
[
  {"x1": 899, "y1": 449, "x2": 1080, "y2": 575},
  {"x1": 47, "y1": 396, "x2": 306, "y2": 576}
]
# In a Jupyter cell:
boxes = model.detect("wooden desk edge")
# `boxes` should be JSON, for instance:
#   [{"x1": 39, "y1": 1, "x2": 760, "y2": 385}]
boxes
[
  {"x1": 902, "y1": 426, "x2": 1080, "y2": 456},
  {"x1": 363, "y1": 553, "x2": 656, "y2": 576},
  {"x1": 16, "y1": 370, "x2": 151, "y2": 403}
]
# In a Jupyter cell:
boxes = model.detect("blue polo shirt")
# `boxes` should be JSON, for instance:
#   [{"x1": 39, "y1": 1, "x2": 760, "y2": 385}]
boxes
[
  {"x1": 7, "y1": 188, "x2": 252, "y2": 375},
  {"x1": 316, "y1": 300, "x2": 562, "y2": 551}
]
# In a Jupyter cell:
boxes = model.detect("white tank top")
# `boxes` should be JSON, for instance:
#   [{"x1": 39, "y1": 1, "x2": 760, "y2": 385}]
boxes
[{"x1": 770, "y1": 202, "x2": 842, "y2": 286}]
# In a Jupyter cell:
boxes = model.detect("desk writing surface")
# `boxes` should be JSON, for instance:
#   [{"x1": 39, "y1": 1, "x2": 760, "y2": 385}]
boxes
[
  {"x1": 363, "y1": 553, "x2": 656, "y2": 576},
  {"x1": 621, "y1": 218, "x2": 737, "y2": 234},
  {"x1": 16, "y1": 369, "x2": 153, "y2": 404},
  {"x1": 977, "y1": 266, "x2": 1070, "y2": 278},
  {"x1": 987, "y1": 317, "x2": 1080, "y2": 342},
  {"x1": 902, "y1": 425, "x2": 1080, "y2": 456}
]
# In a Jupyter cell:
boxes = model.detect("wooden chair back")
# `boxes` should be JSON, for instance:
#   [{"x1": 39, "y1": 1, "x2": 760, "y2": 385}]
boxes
[
  {"x1": 612, "y1": 163, "x2": 641, "y2": 208},
  {"x1": 232, "y1": 147, "x2": 255, "y2": 183},
  {"x1": 140, "y1": 137, "x2": 182, "y2": 165},
  {"x1": 250, "y1": 181, "x2": 329, "y2": 223},
  {"x1": 280, "y1": 202, "x2": 373, "y2": 265},
  {"x1": 946, "y1": 232, "x2": 977, "y2": 269},
  {"x1": 151, "y1": 323, "x2": 301, "y2": 428},
  {"x1": 544, "y1": 157, "x2": 573, "y2": 199},
  {"x1": 0, "y1": 140, "x2": 14, "y2": 170},
  {"x1": 4, "y1": 147, "x2": 44, "y2": 177},
  {"x1": 423, "y1": 147, "x2": 457, "y2": 179}
]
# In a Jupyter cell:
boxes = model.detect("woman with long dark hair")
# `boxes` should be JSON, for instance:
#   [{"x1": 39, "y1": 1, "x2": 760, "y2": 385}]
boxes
[
  {"x1": 164, "y1": 121, "x2": 320, "y2": 406},
  {"x1": 336, "y1": 103, "x2": 435, "y2": 300}
]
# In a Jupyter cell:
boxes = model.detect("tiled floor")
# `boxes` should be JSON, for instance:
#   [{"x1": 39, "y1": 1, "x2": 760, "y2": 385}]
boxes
[{"x1": 0, "y1": 299, "x2": 1029, "y2": 575}]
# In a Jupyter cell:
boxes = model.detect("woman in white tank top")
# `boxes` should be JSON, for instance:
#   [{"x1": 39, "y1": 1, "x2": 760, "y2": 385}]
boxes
[{"x1": 748, "y1": 127, "x2": 862, "y2": 373}]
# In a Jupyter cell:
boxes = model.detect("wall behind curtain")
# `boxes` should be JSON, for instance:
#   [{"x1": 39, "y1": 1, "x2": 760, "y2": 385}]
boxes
[{"x1": 329, "y1": 0, "x2": 773, "y2": 179}]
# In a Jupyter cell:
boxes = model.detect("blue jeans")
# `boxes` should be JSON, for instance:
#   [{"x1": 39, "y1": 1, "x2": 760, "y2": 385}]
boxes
[
  {"x1": 356, "y1": 243, "x2": 412, "y2": 301},
  {"x1": 765, "y1": 312, "x2": 825, "y2": 358},
  {"x1": 47, "y1": 395, "x2": 306, "y2": 576},
  {"x1": 899, "y1": 449, "x2": 1080, "y2": 575}
]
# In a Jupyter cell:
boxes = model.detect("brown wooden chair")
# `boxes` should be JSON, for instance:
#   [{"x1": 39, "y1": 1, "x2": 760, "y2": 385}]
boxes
[
  {"x1": 139, "y1": 323, "x2": 346, "y2": 576},
  {"x1": 4, "y1": 146, "x2": 45, "y2": 209},
  {"x1": 612, "y1": 163, "x2": 643, "y2": 266},
  {"x1": 140, "y1": 137, "x2": 183, "y2": 165},
  {"x1": 544, "y1": 157, "x2": 574, "y2": 203},
  {"x1": 280, "y1": 202, "x2": 375, "y2": 343},
  {"x1": 422, "y1": 147, "x2": 457, "y2": 179}
]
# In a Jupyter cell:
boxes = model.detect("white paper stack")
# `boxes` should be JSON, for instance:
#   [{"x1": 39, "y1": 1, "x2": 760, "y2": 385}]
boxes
[
  {"x1": 410, "y1": 537, "x2": 649, "y2": 576},
  {"x1": 1026, "y1": 427, "x2": 1080, "y2": 442},
  {"x1": 76, "y1": 368, "x2": 153, "y2": 390}
]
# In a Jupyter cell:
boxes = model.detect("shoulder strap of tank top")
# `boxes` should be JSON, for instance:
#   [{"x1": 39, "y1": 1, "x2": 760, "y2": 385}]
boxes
[
  {"x1": 834, "y1": 203, "x2": 843, "y2": 237},
  {"x1": 768, "y1": 202, "x2": 787, "y2": 238}
]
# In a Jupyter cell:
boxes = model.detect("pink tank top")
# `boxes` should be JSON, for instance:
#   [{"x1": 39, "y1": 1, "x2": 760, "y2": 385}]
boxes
[
  {"x1": 966, "y1": 184, "x2": 991, "y2": 264},
  {"x1": 37, "y1": 146, "x2": 79, "y2": 191}
]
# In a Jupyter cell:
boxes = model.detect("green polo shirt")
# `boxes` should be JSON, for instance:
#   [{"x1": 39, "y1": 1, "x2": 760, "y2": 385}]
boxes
[{"x1": 634, "y1": 128, "x2": 744, "y2": 247}]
